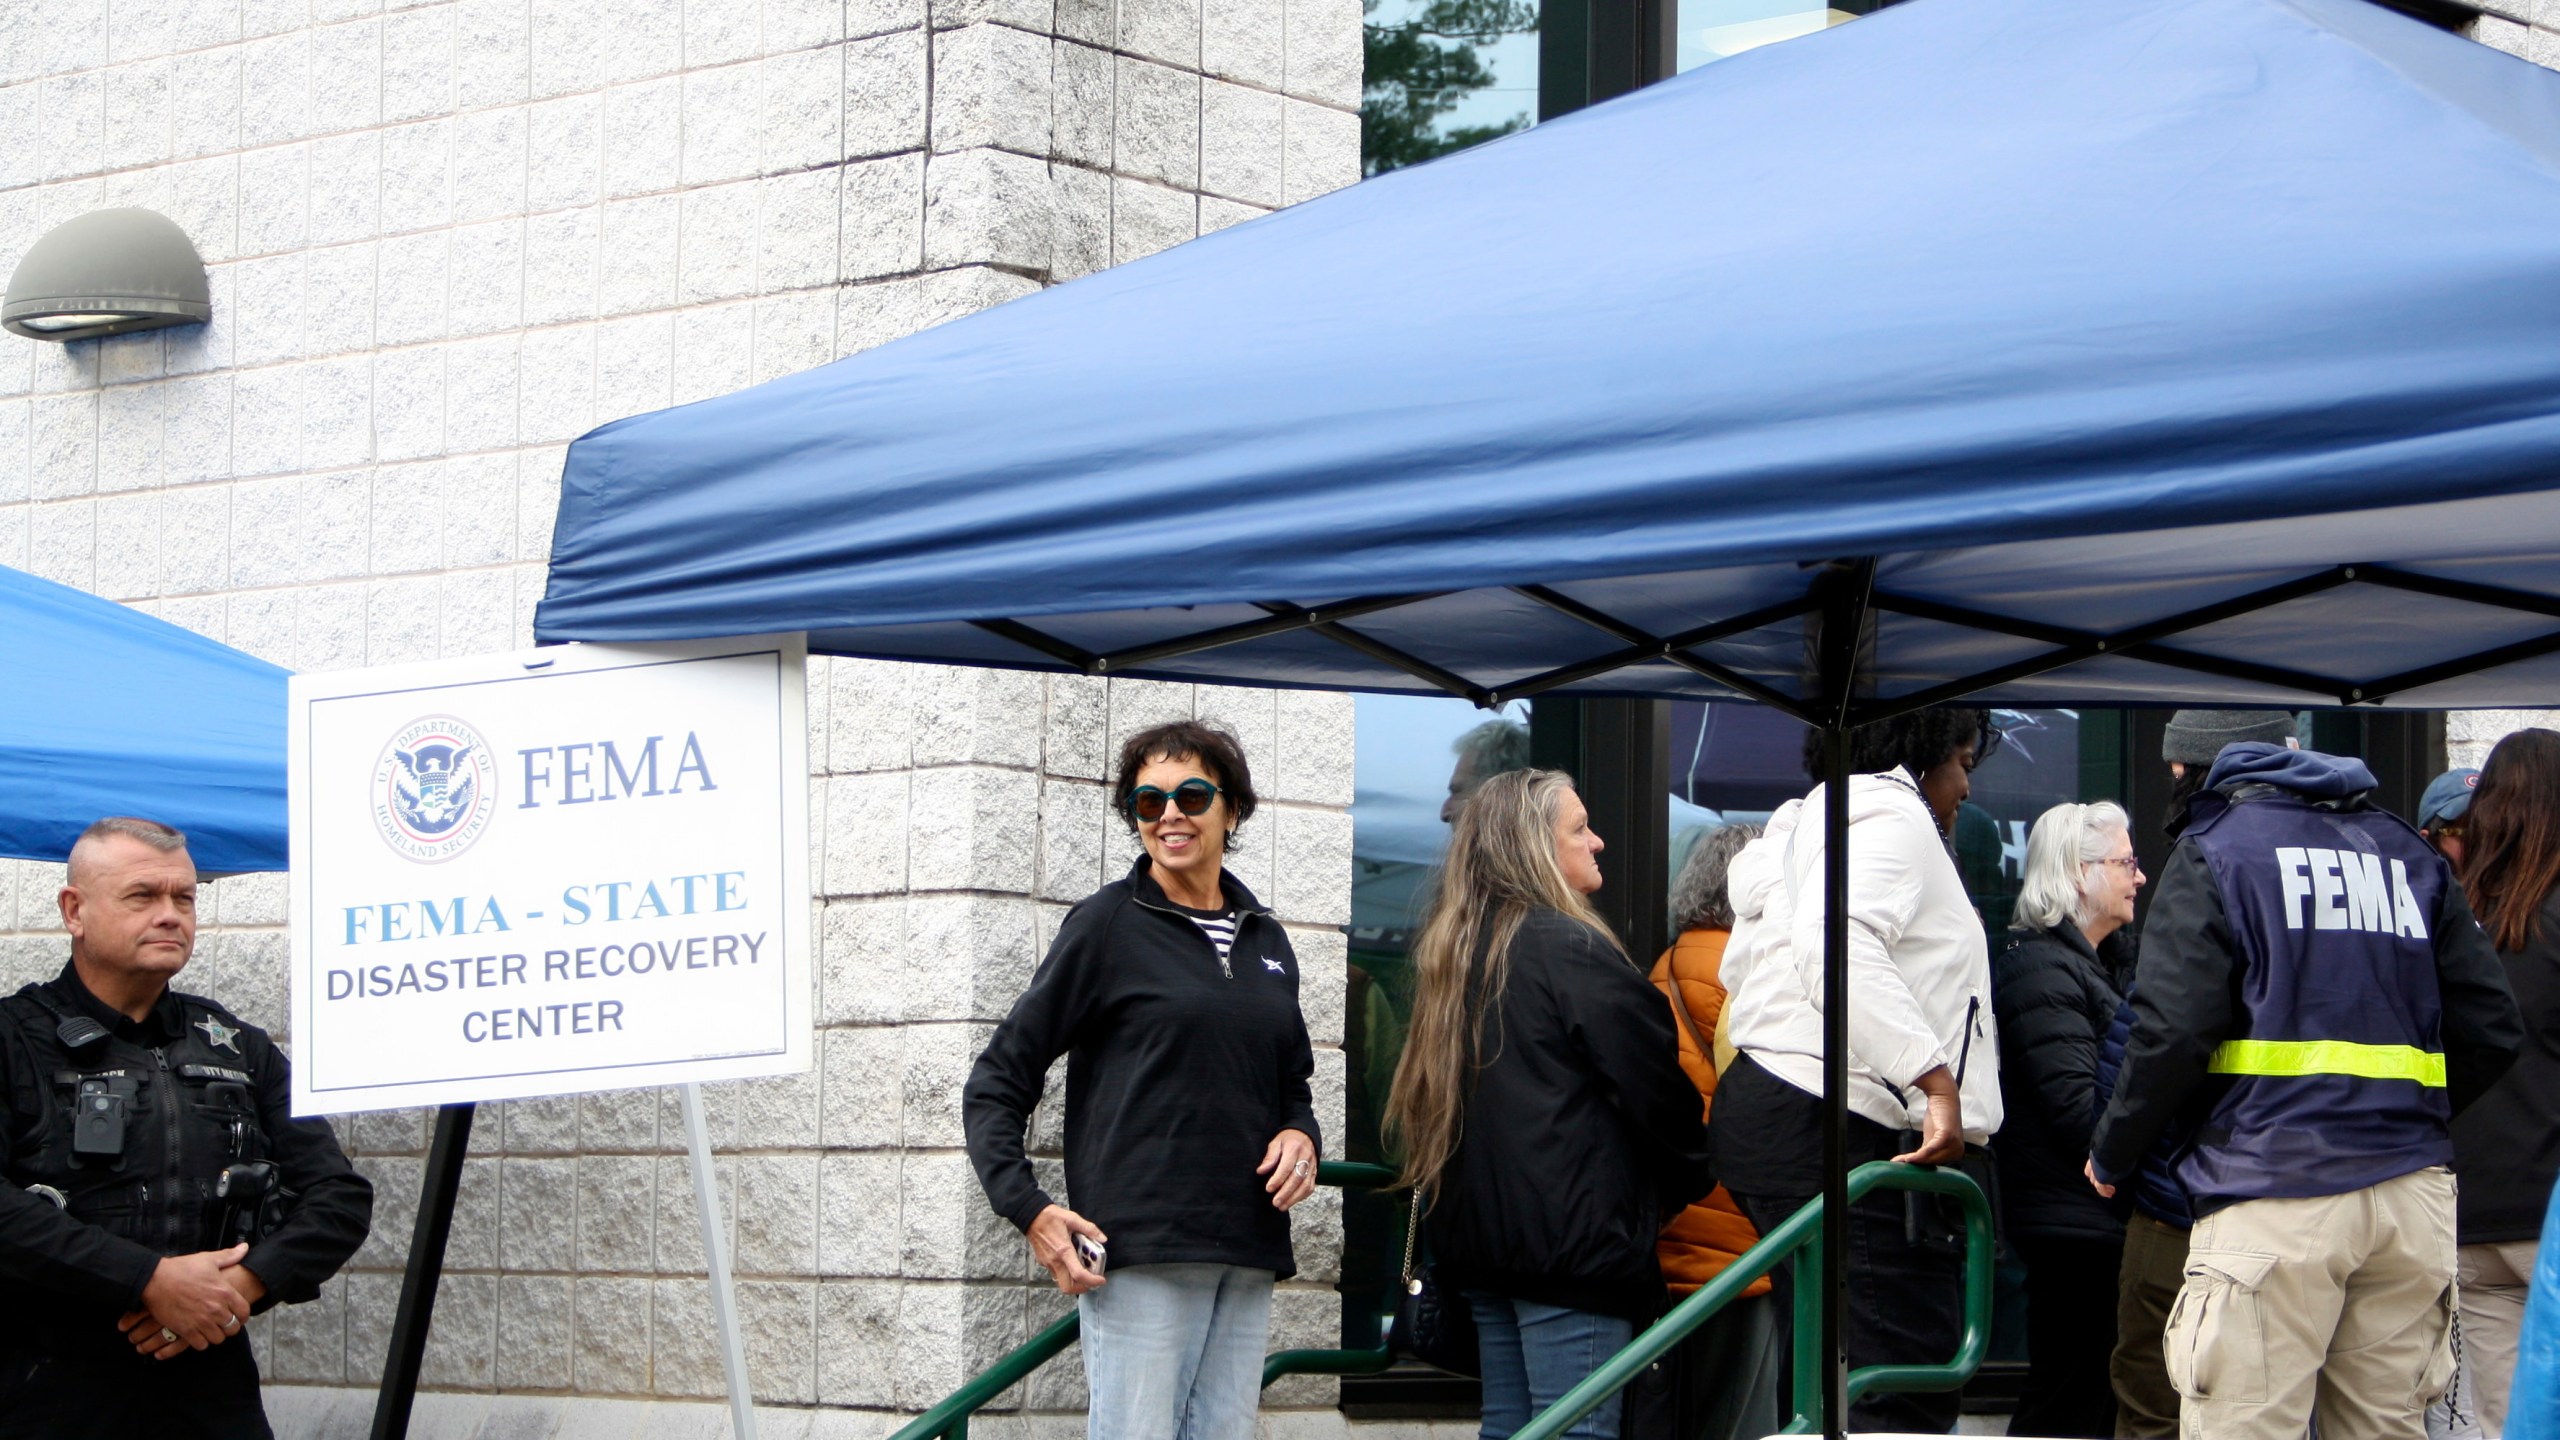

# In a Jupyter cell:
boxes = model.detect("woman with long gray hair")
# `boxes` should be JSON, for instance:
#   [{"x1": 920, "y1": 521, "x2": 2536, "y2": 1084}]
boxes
[
  {"x1": 1994, "y1": 800, "x2": 2143, "y2": 1439},
  {"x1": 1386, "y1": 769, "x2": 1713, "y2": 1440}
]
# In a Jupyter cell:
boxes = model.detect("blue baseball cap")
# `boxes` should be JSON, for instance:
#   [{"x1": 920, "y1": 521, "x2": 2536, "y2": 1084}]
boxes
[{"x1": 2418, "y1": 768, "x2": 2479, "y2": 830}]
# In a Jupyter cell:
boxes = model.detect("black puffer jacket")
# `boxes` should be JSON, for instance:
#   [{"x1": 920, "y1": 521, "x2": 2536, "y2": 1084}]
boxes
[
  {"x1": 2453, "y1": 886, "x2": 2560, "y2": 1244},
  {"x1": 1994, "y1": 923, "x2": 2130, "y2": 1243},
  {"x1": 1424, "y1": 909, "x2": 1715, "y2": 1322}
]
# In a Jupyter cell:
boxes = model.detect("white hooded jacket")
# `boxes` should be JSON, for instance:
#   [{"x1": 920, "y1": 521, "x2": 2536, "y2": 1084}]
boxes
[{"x1": 1719, "y1": 770, "x2": 2002, "y2": 1141}]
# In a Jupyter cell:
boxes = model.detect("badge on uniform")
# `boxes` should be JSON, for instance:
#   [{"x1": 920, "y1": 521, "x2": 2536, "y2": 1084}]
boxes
[{"x1": 195, "y1": 1016, "x2": 241, "y2": 1053}]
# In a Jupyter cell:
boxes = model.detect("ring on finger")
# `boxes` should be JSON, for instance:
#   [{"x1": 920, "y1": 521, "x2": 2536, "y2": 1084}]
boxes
[
  {"x1": 159, "y1": 1328, "x2": 177, "y2": 1344},
  {"x1": 223, "y1": 1315, "x2": 240, "y2": 1331}
]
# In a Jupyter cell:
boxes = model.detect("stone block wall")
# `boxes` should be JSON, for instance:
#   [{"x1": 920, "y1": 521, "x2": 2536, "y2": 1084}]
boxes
[
  {"x1": 2468, "y1": 0, "x2": 2560, "y2": 65},
  {"x1": 2448, "y1": 709, "x2": 2560, "y2": 769},
  {"x1": 0, "y1": 0, "x2": 1364, "y2": 1429}
]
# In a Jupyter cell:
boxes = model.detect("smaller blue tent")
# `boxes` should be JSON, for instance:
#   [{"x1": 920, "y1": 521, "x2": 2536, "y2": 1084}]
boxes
[{"x1": 0, "y1": 565, "x2": 289, "y2": 873}]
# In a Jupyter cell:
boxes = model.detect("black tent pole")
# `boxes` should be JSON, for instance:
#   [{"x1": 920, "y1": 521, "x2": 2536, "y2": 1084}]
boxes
[
  {"x1": 1813, "y1": 561, "x2": 1872, "y2": 1440},
  {"x1": 1819, "y1": 723, "x2": 1851, "y2": 1440},
  {"x1": 370, "y1": 1100, "x2": 475, "y2": 1440}
]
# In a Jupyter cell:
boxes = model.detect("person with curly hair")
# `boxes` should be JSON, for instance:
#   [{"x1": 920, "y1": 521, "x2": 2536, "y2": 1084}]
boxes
[
  {"x1": 1710, "y1": 707, "x2": 2003, "y2": 1435},
  {"x1": 1635, "y1": 823, "x2": 1786, "y2": 1440}
]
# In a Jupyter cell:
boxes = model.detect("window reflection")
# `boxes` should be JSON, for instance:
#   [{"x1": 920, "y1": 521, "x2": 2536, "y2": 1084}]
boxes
[
  {"x1": 1362, "y1": 0, "x2": 1540, "y2": 175},
  {"x1": 1677, "y1": 1, "x2": 1857, "y2": 71}
]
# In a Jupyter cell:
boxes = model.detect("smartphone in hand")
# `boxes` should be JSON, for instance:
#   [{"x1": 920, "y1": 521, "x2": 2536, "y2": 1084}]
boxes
[{"x1": 1073, "y1": 1234, "x2": 1107, "y2": 1275}]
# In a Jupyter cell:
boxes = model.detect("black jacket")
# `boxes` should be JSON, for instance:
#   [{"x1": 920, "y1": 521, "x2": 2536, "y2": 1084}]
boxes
[
  {"x1": 964, "y1": 857, "x2": 1320, "y2": 1277},
  {"x1": 2453, "y1": 886, "x2": 2560, "y2": 1244},
  {"x1": 1424, "y1": 909, "x2": 1715, "y2": 1322},
  {"x1": 0, "y1": 962, "x2": 372, "y2": 1432},
  {"x1": 1994, "y1": 923, "x2": 2130, "y2": 1243}
]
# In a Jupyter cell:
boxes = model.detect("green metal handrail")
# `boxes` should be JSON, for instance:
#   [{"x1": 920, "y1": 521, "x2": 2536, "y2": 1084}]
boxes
[
  {"x1": 1262, "y1": 1160, "x2": 1407, "y2": 1387},
  {"x1": 887, "y1": 1161, "x2": 1403, "y2": 1440},
  {"x1": 890, "y1": 1158, "x2": 1989, "y2": 1440},
  {"x1": 1509, "y1": 1161, "x2": 1995, "y2": 1440}
]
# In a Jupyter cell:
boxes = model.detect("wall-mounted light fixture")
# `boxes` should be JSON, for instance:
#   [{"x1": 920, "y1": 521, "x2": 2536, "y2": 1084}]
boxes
[{"x1": 3, "y1": 208, "x2": 212, "y2": 342}]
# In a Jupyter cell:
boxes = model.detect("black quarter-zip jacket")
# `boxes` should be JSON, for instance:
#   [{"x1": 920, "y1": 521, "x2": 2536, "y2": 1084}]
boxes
[{"x1": 964, "y1": 857, "x2": 1321, "y2": 1277}]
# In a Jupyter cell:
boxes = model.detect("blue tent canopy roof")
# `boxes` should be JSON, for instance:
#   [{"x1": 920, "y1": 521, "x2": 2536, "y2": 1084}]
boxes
[
  {"x1": 536, "y1": 0, "x2": 2560, "y2": 716},
  {"x1": 0, "y1": 565, "x2": 289, "y2": 872}
]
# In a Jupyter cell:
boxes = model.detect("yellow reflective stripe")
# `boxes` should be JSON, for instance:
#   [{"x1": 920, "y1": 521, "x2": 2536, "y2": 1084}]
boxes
[{"x1": 2207, "y1": 1039, "x2": 2446, "y2": 1087}]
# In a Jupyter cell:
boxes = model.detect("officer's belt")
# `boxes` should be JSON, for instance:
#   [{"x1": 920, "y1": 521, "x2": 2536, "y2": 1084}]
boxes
[{"x1": 2208, "y1": 1038, "x2": 2447, "y2": 1087}]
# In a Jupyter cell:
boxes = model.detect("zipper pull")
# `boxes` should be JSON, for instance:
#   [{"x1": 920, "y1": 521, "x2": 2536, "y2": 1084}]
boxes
[{"x1": 1220, "y1": 954, "x2": 1233, "y2": 980}]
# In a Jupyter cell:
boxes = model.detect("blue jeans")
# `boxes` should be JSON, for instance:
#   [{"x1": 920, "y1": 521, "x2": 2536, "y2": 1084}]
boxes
[
  {"x1": 1466, "y1": 1291, "x2": 1636, "y2": 1440},
  {"x1": 1079, "y1": 1263, "x2": 1275, "y2": 1440}
]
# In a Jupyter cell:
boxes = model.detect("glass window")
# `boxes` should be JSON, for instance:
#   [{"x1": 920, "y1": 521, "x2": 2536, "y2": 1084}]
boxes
[
  {"x1": 1346, "y1": 695, "x2": 1534, "y2": 1160},
  {"x1": 1342, "y1": 694, "x2": 1534, "y2": 1352},
  {"x1": 1677, "y1": 2, "x2": 1857, "y2": 72},
  {"x1": 1363, "y1": 1, "x2": 1541, "y2": 174}
]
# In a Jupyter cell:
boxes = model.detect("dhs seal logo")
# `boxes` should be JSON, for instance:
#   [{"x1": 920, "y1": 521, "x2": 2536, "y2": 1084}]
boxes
[{"x1": 372, "y1": 716, "x2": 499, "y2": 863}]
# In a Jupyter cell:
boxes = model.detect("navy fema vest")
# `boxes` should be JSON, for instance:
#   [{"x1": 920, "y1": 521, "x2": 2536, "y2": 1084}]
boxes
[{"x1": 2177, "y1": 787, "x2": 2453, "y2": 1209}]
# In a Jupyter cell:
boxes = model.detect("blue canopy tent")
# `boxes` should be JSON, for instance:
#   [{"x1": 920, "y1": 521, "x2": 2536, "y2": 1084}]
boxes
[
  {"x1": 529, "y1": 0, "x2": 2560, "y2": 1430},
  {"x1": 0, "y1": 564, "x2": 288, "y2": 873}
]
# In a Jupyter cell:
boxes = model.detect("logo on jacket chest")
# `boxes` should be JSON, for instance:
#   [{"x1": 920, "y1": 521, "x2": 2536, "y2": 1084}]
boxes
[{"x1": 2274, "y1": 846, "x2": 2429, "y2": 938}]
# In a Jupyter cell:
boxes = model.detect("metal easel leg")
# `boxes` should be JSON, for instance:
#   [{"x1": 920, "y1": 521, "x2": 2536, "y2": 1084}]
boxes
[
  {"x1": 681, "y1": 1082, "x2": 758, "y2": 1440},
  {"x1": 370, "y1": 1101, "x2": 475, "y2": 1440}
]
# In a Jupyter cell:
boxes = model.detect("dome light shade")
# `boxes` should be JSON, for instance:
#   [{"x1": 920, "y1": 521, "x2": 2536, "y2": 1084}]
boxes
[{"x1": 4, "y1": 208, "x2": 211, "y2": 342}]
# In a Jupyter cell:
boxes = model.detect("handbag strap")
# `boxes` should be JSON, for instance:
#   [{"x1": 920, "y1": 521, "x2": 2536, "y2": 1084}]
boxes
[{"x1": 1401, "y1": 1187, "x2": 1425, "y2": 1287}]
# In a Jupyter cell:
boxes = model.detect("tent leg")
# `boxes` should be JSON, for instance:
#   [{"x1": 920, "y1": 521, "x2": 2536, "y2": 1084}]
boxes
[
  {"x1": 1819, "y1": 723, "x2": 1851, "y2": 1440},
  {"x1": 370, "y1": 1101, "x2": 475, "y2": 1440},
  {"x1": 1811, "y1": 559, "x2": 1870, "y2": 1440}
]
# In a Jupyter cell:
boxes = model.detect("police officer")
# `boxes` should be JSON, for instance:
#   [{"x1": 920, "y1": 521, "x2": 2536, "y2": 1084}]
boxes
[
  {"x1": 2089, "y1": 743, "x2": 2523, "y2": 1440},
  {"x1": 0, "y1": 817, "x2": 372, "y2": 1439}
]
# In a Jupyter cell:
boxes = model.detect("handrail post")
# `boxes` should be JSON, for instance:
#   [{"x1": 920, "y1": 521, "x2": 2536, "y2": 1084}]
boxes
[{"x1": 1790, "y1": 1236, "x2": 1825, "y2": 1429}]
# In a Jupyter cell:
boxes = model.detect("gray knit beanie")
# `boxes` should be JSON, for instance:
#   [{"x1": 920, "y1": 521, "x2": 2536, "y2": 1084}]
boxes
[{"x1": 2162, "y1": 710, "x2": 2299, "y2": 765}]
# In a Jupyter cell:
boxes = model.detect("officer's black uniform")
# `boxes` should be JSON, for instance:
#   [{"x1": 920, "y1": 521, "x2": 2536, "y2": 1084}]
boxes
[{"x1": 0, "y1": 962, "x2": 373, "y2": 1439}]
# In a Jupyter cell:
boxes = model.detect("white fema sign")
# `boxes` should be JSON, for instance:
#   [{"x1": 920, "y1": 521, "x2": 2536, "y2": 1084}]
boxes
[{"x1": 287, "y1": 636, "x2": 812, "y2": 1115}]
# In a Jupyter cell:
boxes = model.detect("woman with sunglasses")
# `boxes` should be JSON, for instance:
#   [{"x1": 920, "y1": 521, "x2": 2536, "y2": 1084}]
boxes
[
  {"x1": 1992, "y1": 801, "x2": 2142, "y2": 1439},
  {"x1": 963, "y1": 719, "x2": 1319, "y2": 1440},
  {"x1": 1386, "y1": 768, "x2": 1714, "y2": 1440}
]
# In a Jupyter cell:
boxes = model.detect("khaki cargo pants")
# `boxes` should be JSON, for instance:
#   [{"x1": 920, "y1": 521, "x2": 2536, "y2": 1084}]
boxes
[{"x1": 2165, "y1": 1167, "x2": 2457, "y2": 1440}]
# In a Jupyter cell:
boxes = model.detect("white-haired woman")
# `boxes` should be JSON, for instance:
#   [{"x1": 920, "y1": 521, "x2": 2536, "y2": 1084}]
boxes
[
  {"x1": 1993, "y1": 801, "x2": 2144, "y2": 1439},
  {"x1": 1386, "y1": 769, "x2": 1713, "y2": 1440}
]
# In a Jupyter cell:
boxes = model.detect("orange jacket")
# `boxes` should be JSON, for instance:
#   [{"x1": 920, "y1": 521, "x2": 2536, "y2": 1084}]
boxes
[{"x1": 1650, "y1": 928, "x2": 1772, "y2": 1298}]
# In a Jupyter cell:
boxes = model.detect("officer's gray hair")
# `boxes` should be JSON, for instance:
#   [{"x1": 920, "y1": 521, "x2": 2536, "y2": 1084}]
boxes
[
  {"x1": 79, "y1": 816, "x2": 189, "y2": 853},
  {"x1": 2014, "y1": 801, "x2": 2130, "y2": 933}
]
